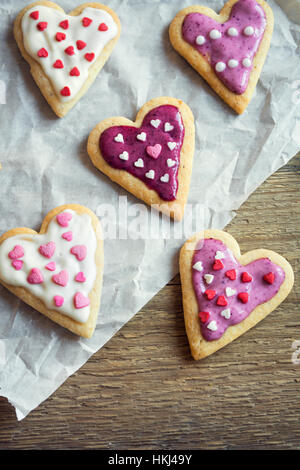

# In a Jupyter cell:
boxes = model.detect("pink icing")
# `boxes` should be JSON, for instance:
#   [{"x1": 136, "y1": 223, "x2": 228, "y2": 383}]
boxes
[
  {"x1": 52, "y1": 270, "x2": 69, "y2": 287},
  {"x1": 182, "y1": 0, "x2": 267, "y2": 94},
  {"x1": 71, "y1": 245, "x2": 87, "y2": 261},
  {"x1": 192, "y1": 238, "x2": 285, "y2": 341},
  {"x1": 45, "y1": 261, "x2": 56, "y2": 271},
  {"x1": 8, "y1": 245, "x2": 24, "y2": 260},
  {"x1": 53, "y1": 295, "x2": 64, "y2": 307},
  {"x1": 12, "y1": 260, "x2": 23, "y2": 271},
  {"x1": 74, "y1": 292, "x2": 90, "y2": 309},
  {"x1": 99, "y1": 105, "x2": 185, "y2": 201},
  {"x1": 39, "y1": 241, "x2": 56, "y2": 259},
  {"x1": 62, "y1": 231, "x2": 73, "y2": 241},
  {"x1": 56, "y1": 212, "x2": 72, "y2": 227},
  {"x1": 27, "y1": 268, "x2": 44, "y2": 285},
  {"x1": 75, "y1": 272, "x2": 86, "y2": 283}
]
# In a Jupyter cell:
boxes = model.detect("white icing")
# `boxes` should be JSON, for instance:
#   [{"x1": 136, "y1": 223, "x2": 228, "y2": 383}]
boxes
[
  {"x1": 195, "y1": 35, "x2": 206, "y2": 45},
  {"x1": 215, "y1": 61, "x2": 226, "y2": 72},
  {"x1": 209, "y1": 29, "x2": 221, "y2": 40},
  {"x1": 0, "y1": 210, "x2": 98, "y2": 323},
  {"x1": 243, "y1": 26, "x2": 254, "y2": 36},
  {"x1": 242, "y1": 57, "x2": 252, "y2": 68},
  {"x1": 193, "y1": 261, "x2": 203, "y2": 272},
  {"x1": 207, "y1": 320, "x2": 217, "y2": 331},
  {"x1": 228, "y1": 59, "x2": 239, "y2": 68},
  {"x1": 21, "y1": 6, "x2": 118, "y2": 102},
  {"x1": 227, "y1": 27, "x2": 238, "y2": 37}
]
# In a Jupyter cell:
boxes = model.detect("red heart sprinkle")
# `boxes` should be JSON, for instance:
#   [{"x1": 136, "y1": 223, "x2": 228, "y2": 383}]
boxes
[
  {"x1": 53, "y1": 59, "x2": 64, "y2": 69},
  {"x1": 82, "y1": 17, "x2": 92, "y2": 27},
  {"x1": 217, "y1": 295, "x2": 228, "y2": 306},
  {"x1": 70, "y1": 67, "x2": 80, "y2": 77},
  {"x1": 199, "y1": 311, "x2": 210, "y2": 323},
  {"x1": 76, "y1": 40, "x2": 87, "y2": 50},
  {"x1": 98, "y1": 22, "x2": 108, "y2": 31},
  {"x1": 225, "y1": 269, "x2": 236, "y2": 280},
  {"x1": 84, "y1": 52, "x2": 95, "y2": 62},
  {"x1": 204, "y1": 289, "x2": 216, "y2": 300},
  {"x1": 65, "y1": 46, "x2": 75, "y2": 56},
  {"x1": 30, "y1": 11, "x2": 39, "y2": 20},
  {"x1": 60, "y1": 86, "x2": 71, "y2": 97},
  {"x1": 37, "y1": 21, "x2": 47, "y2": 31},
  {"x1": 263, "y1": 272, "x2": 275, "y2": 284},
  {"x1": 59, "y1": 19, "x2": 69, "y2": 30},
  {"x1": 37, "y1": 47, "x2": 48, "y2": 58},
  {"x1": 213, "y1": 259, "x2": 224, "y2": 271},
  {"x1": 56, "y1": 32, "x2": 66, "y2": 41},
  {"x1": 238, "y1": 292, "x2": 249, "y2": 303},
  {"x1": 242, "y1": 271, "x2": 252, "y2": 283}
]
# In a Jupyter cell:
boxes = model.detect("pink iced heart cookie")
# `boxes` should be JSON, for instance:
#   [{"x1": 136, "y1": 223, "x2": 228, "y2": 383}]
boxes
[
  {"x1": 180, "y1": 230, "x2": 294, "y2": 360},
  {"x1": 88, "y1": 97, "x2": 195, "y2": 221},
  {"x1": 0, "y1": 205, "x2": 103, "y2": 338},
  {"x1": 169, "y1": 0, "x2": 274, "y2": 113},
  {"x1": 14, "y1": 2, "x2": 121, "y2": 117}
]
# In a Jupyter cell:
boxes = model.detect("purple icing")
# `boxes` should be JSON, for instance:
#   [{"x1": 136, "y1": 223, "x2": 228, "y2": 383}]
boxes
[
  {"x1": 99, "y1": 105, "x2": 185, "y2": 201},
  {"x1": 182, "y1": 0, "x2": 267, "y2": 94},
  {"x1": 192, "y1": 238, "x2": 285, "y2": 341}
]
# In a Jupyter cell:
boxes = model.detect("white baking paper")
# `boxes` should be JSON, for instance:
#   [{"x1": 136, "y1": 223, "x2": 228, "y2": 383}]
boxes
[{"x1": 0, "y1": 0, "x2": 299, "y2": 420}]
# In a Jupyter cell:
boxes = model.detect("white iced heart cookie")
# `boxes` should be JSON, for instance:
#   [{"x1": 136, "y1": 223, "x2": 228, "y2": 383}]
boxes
[
  {"x1": 0, "y1": 205, "x2": 103, "y2": 338},
  {"x1": 14, "y1": 2, "x2": 121, "y2": 117}
]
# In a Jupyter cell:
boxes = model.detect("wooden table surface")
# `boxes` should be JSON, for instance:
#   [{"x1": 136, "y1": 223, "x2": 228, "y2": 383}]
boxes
[{"x1": 0, "y1": 152, "x2": 299, "y2": 450}]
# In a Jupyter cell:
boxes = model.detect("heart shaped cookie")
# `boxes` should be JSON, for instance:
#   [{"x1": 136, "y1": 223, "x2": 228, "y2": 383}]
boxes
[
  {"x1": 0, "y1": 204, "x2": 103, "y2": 338},
  {"x1": 14, "y1": 1, "x2": 121, "y2": 117},
  {"x1": 180, "y1": 230, "x2": 294, "y2": 360},
  {"x1": 87, "y1": 97, "x2": 195, "y2": 221},
  {"x1": 169, "y1": 0, "x2": 274, "y2": 113}
]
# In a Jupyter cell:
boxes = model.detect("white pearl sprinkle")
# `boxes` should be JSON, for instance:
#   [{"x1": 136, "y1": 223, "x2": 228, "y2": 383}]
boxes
[
  {"x1": 209, "y1": 29, "x2": 221, "y2": 40},
  {"x1": 228, "y1": 59, "x2": 239, "y2": 69},
  {"x1": 227, "y1": 27, "x2": 238, "y2": 37},
  {"x1": 196, "y1": 35, "x2": 206, "y2": 45},
  {"x1": 215, "y1": 61, "x2": 226, "y2": 72},
  {"x1": 242, "y1": 57, "x2": 252, "y2": 68},
  {"x1": 207, "y1": 320, "x2": 218, "y2": 331},
  {"x1": 243, "y1": 26, "x2": 254, "y2": 36}
]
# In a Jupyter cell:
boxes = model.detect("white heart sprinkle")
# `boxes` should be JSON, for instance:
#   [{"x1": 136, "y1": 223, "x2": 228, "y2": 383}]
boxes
[
  {"x1": 221, "y1": 308, "x2": 231, "y2": 320},
  {"x1": 167, "y1": 142, "x2": 176, "y2": 151},
  {"x1": 119, "y1": 151, "x2": 129, "y2": 161},
  {"x1": 137, "y1": 132, "x2": 147, "y2": 142},
  {"x1": 196, "y1": 35, "x2": 206, "y2": 45},
  {"x1": 167, "y1": 159, "x2": 176, "y2": 168},
  {"x1": 209, "y1": 29, "x2": 221, "y2": 40},
  {"x1": 226, "y1": 287, "x2": 236, "y2": 297},
  {"x1": 215, "y1": 61, "x2": 226, "y2": 72},
  {"x1": 242, "y1": 57, "x2": 252, "y2": 68},
  {"x1": 207, "y1": 320, "x2": 218, "y2": 331},
  {"x1": 150, "y1": 119, "x2": 161, "y2": 129},
  {"x1": 164, "y1": 122, "x2": 174, "y2": 132},
  {"x1": 228, "y1": 59, "x2": 239, "y2": 68},
  {"x1": 244, "y1": 26, "x2": 254, "y2": 36},
  {"x1": 227, "y1": 27, "x2": 238, "y2": 37},
  {"x1": 114, "y1": 133, "x2": 124, "y2": 143},
  {"x1": 204, "y1": 274, "x2": 214, "y2": 284},
  {"x1": 145, "y1": 169, "x2": 155, "y2": 179},
  {"x1": 134, "y1": 158, "x2": 144, "y2": 168},
  {"x1": 215, "y1": 251, "x2": 225, "y2": 260},
  {"x1": 160, "y1": 173, "x2": 169, "y2": 183},
  {"x1": 193, "y1": 261, "x2": 203, "y2": 272}
]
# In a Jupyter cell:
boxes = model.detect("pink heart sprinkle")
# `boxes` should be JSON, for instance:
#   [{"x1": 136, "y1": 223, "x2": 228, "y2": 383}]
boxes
[
  {"x1": 45, "y1": 261, "x2": 56, "y2": 271},
  {"x1": 52, "y1": 270, "x2": 69, "y2": 287},
  {"x1": 56, "y1": 212, "x2": 72, "y2": 227},
  {"x1": 71, "y1": 245, "x2": 87, "y2": 261},
  {"x1": 8, "y1": 245, "x2": 24, "y2": 260},
  {"x1": 53, "y1": 295, "x2": 64, "y2": 307},
  {"x1": 12, "y1": 260, "x2": 23, "y2": 271},
  {"x1": 74, "y1": 292, "x2": 90, "y2": 309},
  {"x1": 27, "y1": 268, "x2": 44, "y2": 284},
  {"x1": 39, "y1": 241, "x2": 56, "y2": 258},
  {"x1": 62, "y1": 231, "x2": 73, "y2": 241},
  {"x1": 146, "y1": 144, "x2": 162, "y2": 159},
  {"x1": 75, "y1": 272, "x2": 86, "y2": 283}
]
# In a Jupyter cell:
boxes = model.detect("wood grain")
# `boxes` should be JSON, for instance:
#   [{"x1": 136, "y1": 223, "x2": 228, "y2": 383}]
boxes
[{"x1": 0, "y1": 152, "x2": 299, "y2": 450}]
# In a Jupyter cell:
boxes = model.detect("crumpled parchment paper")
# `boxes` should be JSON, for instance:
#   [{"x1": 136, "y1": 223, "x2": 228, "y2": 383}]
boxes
[{"x1": 0, "y1": 0, "x2": 299, "y2": 420}]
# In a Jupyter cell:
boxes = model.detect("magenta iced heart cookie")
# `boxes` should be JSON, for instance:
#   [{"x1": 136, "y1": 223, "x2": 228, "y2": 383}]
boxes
[
  {"x1": 87, "y1": 97, "x2": 195, "y2": 221},
  {"x1": 169, "y1": 0, "x2": 274, "y2": 114},
  {"x1": 0, "y1": 205, "x2": 103, "y2": 338},
  {"x1": 180, "y1": 230, "x2": 294, "y2": 360},
  {"x1": 14, "y1": 2, "x2": 121, "y2": 117}
]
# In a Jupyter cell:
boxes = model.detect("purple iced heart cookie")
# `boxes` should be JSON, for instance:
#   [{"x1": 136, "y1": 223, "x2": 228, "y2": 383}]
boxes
[
  {"x1": 182, "y1": 0, "x2": 267, "y2": 95},
  {"x1": 99, "y1": 105, "x2": 185, "y2": 201},
  {"x1": 192, "y1": 238, "x2": 286, "y2": 341}
]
